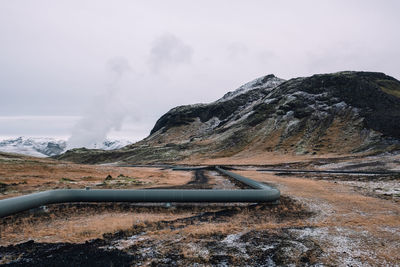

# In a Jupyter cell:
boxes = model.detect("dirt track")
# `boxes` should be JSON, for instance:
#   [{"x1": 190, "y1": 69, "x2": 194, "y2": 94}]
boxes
[{"x1": 147, "y1": 169, "x2": 211, "y2": 189}]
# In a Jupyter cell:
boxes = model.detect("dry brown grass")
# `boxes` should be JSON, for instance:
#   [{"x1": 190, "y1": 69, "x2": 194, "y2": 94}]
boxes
[
  {"x1": 0, "y1": 154, "x2": 192, "y2": 200},
  {"x1": 181, "y1": 222, "x2": 242, "y2": 238},
  {"x1": 0, "y1": 210, "x2": 194, "y2": 246}
]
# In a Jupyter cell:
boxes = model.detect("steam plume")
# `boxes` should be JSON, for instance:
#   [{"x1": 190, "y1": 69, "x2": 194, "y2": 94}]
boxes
[{"x1": 67, "y1": 57, "x2": 131, "y2": 149}]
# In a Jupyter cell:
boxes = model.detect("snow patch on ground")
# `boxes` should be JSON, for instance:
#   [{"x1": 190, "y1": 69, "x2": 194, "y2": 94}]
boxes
[
  {"x1": 291, "y1": 195, "x2": 335, "y2": 223},
  {"x1": 285, "y1": 118, "x2": 300, "y2": 132},
  {"x1": 220, "y1": 97, "x2": 265, "y2": 129},
  {"x1": 186, "y1": 243, "x2": 210, "y2": 259},
  {"x1": 291, "y1": 227, "x2": 379, "y2": 267},
  {"x1": 338, "y1": 180, "x2": 400, "y2": 200},
  {"x1": 221, "y1": 233, "x2": 248, "y2": 256},
  {"x1": 108, "y1": 233, "x2": 147, "y2": 250},
  {"x1": 379, "y1": 226, "x2": 400, "y2": 237},
  {"x1": 197, "y1": 117, "x2": 221, "y2": 135},
  {"x1": 263, "y1": 97, "x2": 278, "y2": 104}
]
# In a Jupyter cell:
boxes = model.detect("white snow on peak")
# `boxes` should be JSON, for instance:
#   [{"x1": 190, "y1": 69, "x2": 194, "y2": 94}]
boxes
[
  {"x1": 164, "y1": 75, "x2": 284, "y2": 114},
  {"x1": 0, "y1": 137, "x2": 66, "y2": 157},
  {"x1": 91, "y1": 139, "x2": 132, "y2": 150},
  {"x1": 0, "y1": 137, "x2": 133, "y2": 157},
  {"x1": 217, "y1": 74, "x2": 285, "y2": 102}
]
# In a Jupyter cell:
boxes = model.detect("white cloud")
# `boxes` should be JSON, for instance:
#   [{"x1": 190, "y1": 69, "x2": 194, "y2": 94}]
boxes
[{"x1": 148, "y1": 33, "x2": 193, "y2": 74}]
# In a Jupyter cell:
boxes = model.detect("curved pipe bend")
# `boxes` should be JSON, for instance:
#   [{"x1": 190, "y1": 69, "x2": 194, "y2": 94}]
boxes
[{"x1": 0, "y1": 167, "x2": 280, "y2": 218}]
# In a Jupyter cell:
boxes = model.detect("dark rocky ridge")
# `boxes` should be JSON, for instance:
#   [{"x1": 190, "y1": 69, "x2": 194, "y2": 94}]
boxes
[
  {"x1": 150, "y1": 74, "x2": 283, "y2": 134},
  {"x1": 55, "y1": 71, "x2": 400, "y2": 164},
  {"x1": 275, "y1": 72, "x2": 400, "y2": 138}
]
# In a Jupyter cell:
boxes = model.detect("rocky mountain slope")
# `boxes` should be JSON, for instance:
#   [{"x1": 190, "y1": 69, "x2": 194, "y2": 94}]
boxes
[{"x1": 56, "y1": 71, "x2": 400, "y2": 164}]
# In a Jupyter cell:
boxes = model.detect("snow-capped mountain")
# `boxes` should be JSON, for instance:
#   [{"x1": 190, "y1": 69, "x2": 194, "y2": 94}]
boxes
[
  {"x1": 217, "y1": 74, "x2": 285, "y2": 102},
  {"x1": 56, "y1": 71, "x2": 400, "y2": 164},
  {"x1": 0, "y1": 137, "x2": 132, "y2": 157},
  {"x1": 91, "y1": 139, "x2": 133, "y2": 150}
]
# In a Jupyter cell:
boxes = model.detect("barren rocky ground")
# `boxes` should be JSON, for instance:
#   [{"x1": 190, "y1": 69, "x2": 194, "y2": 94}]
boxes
[{"x1": 0, "y1": 152, "x2": 399, "y2": 266}]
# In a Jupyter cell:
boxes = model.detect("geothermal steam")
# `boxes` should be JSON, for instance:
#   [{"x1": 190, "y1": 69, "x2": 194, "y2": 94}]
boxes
[
  {"x1": 67, "y1": 34, "x2": 192, "y2": 149},
  {"x1": 67, "y1": 57, "x2": 130, "y2": 149}
]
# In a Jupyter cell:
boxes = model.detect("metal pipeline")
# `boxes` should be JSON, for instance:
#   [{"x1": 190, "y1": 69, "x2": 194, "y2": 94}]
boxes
[{"x1": 0, "y1": 167, "x2": 280, "y2": 218}]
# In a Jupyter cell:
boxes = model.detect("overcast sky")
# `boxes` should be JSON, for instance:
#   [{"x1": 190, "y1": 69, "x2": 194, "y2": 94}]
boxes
[{"x1": 1, "y1": 0, "x2": 399, "y2": 146}]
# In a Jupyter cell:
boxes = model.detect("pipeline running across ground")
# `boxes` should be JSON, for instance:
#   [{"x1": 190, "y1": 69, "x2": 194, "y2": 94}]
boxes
[{"x1": 0, "y1": 166, "x2": 280, "y2": 218}]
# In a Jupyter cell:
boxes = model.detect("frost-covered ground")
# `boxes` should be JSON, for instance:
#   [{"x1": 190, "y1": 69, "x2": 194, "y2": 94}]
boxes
[
  {"x1": 315, "y1": 152, "x2": 400, "y2": 172},
  {"x1": 337, "y1": 180, "x2": 400, "y2": 201},
  {"x1": 291, "y1": 227, "x2": 380, "y2": 267}
]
